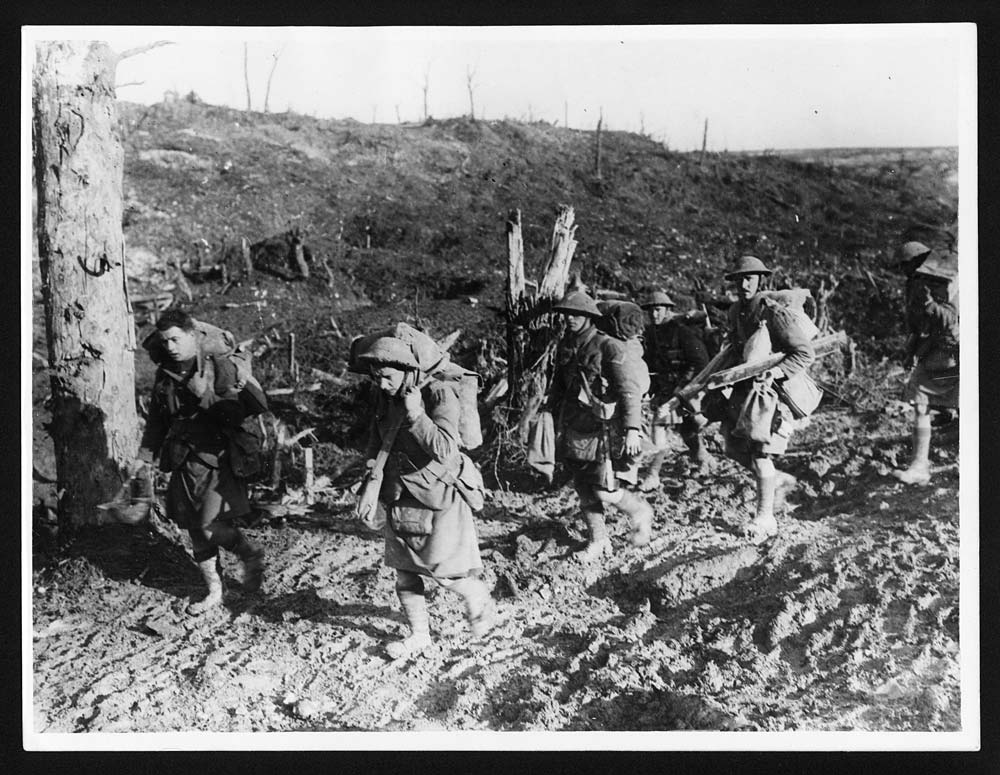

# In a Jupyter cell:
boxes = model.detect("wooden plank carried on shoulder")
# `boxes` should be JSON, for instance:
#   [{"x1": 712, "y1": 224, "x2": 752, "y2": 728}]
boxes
[{"x1": 660, "y1": 330, "x2": 848, "y2": 417}]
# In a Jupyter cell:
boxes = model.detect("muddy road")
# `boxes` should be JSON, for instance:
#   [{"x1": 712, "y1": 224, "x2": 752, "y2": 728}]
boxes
[{"x1": 31, "y1": 398, "x2": 961, "y2": 733}]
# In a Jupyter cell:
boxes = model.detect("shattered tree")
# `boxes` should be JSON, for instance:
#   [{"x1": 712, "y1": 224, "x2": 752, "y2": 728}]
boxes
[
  {"x1": 33, "y1": 41, "x2": 139, "y2": 529},
  {"x1": 505, "y1": 205, "x2": 578, "y2": 437}
]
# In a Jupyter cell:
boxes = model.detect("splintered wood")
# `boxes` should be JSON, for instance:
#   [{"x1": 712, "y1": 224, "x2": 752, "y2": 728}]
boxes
[
  {"x1": 538, "y1": 206, "x2": 577, "y2": 301},
  {"x1": 504, "y1": 205, "x2": 578, "y2": 423}
]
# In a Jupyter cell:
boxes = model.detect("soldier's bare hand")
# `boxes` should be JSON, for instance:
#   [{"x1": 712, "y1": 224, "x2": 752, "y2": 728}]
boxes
[
  {"x1": 187, "y1": 370, "x2": 209, "y2": 396},
  {"x1": 402, "y1": 387, "x2": 424, "y2": 417},
  {"x1": 624, "y1": 428, "x2": 642, "y2": 456}
]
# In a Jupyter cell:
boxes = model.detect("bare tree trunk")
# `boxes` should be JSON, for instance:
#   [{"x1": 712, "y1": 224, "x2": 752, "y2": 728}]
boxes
[
  {"x1": 263, "y1": 47, "x2": 282, "y2": 113},
  {"x1": 505, "y1": 205, "x2": 578, "y2": 428},
  {"x1": 33, "y1": 41, "x2": 140, "y2": 531},
  {"x1": 422, "y1": 62, "x2": 430, "y2": 121},
  {"x1": 594, "y1": 108, "x2": 603, "y2": 180},
  {"x1": 292, "y1": 237, "x2": 309, "y2": 279},
  {"x1": 700, "y1": 117, "x2": 708, "y2": 165},
  {"x1": 395, "y1": 104, "x2": 401, "y2": 124},
  {"x1": 466, "y1": 64, "x2": 476, "y2": 120},
  {"x1": 815, "y1": 275, "x2": 840, "y2": 333},
  {"x1": 243, "y1": 43, "x2": 252, "y2": 111},
  {"x1": 505, "y1": 210, "x2": 526, "y2": 400},
  {"x1": 539, "y1": 205, "x2": 578, "y2": 300},
  {"x1": 564, "y1": 100, "x2": 568, "y2": 129}
]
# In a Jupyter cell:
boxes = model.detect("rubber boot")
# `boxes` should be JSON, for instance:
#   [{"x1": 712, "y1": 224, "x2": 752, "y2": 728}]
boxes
[
  {"x1": 451, "y1": 576, "x2": 496, "y2": 640},
  {"x1": 640, "y1": 450, "x2": 667, "y2": 492},
  {"x1": 233, "y1": 533, "x2": 265, "y2": 592},
  {"x1": 745, "y1": 458, "x2": 778, "y2": 544},
  {"x1": 616, "y1": 490, "x2": 654, "y2": 547},
  {"x1": 892, "y1": 413, "x2": 931, "y2": 485},
  {"x1": 577, "y1": 508, "x2": 612, "y2": 561},
  {"x1": 187, "y1": 557, "x2": 225, "y2": 615},
  {"x1": 386, "y1": 589, "x2": 432, "y2": 659}
]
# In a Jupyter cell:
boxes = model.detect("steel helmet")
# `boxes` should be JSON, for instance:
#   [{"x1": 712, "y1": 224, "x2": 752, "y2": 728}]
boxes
[
  {"x1": 723, "y1": 255, "x2": 773, "y2": 279},
  {"x1": 638, "y1": 289, "x2": 676, "y2": 309},
  {"x1": 552, "y1": 291, "x2": 603, "y2": 318},
  {"x1": 896, "y1": 241, "x2": 932, "y2": 264},
  {"x1": 915, "y1": 251, "x2": 958, "y2": 281},
  {"x1": 354, "y1": 336, "x2": 419, "y2": 369}
]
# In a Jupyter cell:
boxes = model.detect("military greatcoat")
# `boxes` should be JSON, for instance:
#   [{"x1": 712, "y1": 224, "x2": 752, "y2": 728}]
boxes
[{"x1": 365, "y1": 380, "x2": 483, "y2": 580}]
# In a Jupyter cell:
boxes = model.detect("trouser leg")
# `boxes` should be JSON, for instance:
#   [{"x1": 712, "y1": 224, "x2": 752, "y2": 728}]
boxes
[
  {"x1": 681, "y1": 417, "x2": 713, "y2": 468},
  {"x1": 722, "y1": 423, "x2": 754, "y2": 470},
  {"x1": 186, "y1": 555, "x2": 225, "y2": 614},
  {"x1": 192, "y1": 520, "x2": 265, "y2": 592},
  {"x1": 448, "y1": 575, "x2": 496, "y2": 639},
  {"x1": 386, "y1": 570, "x2": 432, "y2": 659},
  {"x1": 641, "y1": 439, "x2": 669, "y2": 491},
  {"x1": 745, "y1": 456, "x2": 778, "y2": 543},
  {"x1": 611, "y1": 489, "x2": 654, "y2": 546},
  {"x1": 893, "y1": 405, "x2": 932, "y2": 485},
  {"x1": 571, "y1": 468, "x2": 611, "y2": 561}
]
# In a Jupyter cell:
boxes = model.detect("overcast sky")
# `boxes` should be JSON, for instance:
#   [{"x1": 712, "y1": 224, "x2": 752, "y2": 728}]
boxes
[{"x1": 29, "y1": 25, "x2": 974, "y2": 151}]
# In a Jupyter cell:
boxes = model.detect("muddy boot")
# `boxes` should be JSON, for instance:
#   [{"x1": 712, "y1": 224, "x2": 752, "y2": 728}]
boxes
[
  {"x1": 745, "y1": 459, "x2": 778, "y2": 544},
  {"x1": 233, "y1": 534, "x2": 265, "y2": 592},
  {"x1": 451, "y1": 576, "x2": 496, "y2": 640},
  {"x1": 386, "y1": 589, "x2": 432, "y2": 660},
  {"x1": 187, "y1": 557, "x2": 225, "y2": 615},
  {"x1": 577, "y1": 508, "x2": 612, "y2": 561},
  {"x1": 892, "y1": 414, "x2": 931, "y2": 485},
  {"x1": 616, "y1": 490, "x2": 654, "y2": 547},
  {"x1": 640, "y1": 450, "x2": 667, "y2": 492}
]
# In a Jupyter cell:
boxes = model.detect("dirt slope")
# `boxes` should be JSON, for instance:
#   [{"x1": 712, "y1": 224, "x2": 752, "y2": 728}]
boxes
[{"x1": 30, "y1": 98, "x2": 962, "y2": 734}]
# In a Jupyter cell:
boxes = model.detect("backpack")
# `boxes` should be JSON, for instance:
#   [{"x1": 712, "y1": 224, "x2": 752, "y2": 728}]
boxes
[
  {"x1": 429, "y1": 362, "x2": 483, "y2": 451},
  {"x1": 753, "y1": 289, "x2": 823, "y2": 419},
  {"x1": 143, "y1": 319, "x2": 268, "y2": 417},
  {"x1": 219, "y1": 345, "x2": 268, "y2": 417},
  {"x1": 597, "y1": 301, "x2": 651, "y2": 398},
  {"x1": 597, "y1": 300, "x2": 646, "y2": 341},
  {"x1": 349, "y1": 322, "x2": 482, "y2": 450},
  {"x1": 758, "y1": 289, "x2": 820, "y2": 342}
]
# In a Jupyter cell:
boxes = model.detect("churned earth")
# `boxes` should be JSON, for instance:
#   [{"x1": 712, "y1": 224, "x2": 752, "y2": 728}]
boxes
[
  {"x1": 30, "y1": 389, "x2": 961, "y2": 733},
  {"x1": 30, "y1": 100, "x2": 964, "y2": 735}
]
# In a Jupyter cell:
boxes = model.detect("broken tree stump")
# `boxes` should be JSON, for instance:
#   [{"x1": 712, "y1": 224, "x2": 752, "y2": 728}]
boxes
[{"x1": 504, "y1": 204, "x2": 579, "y2": 427}]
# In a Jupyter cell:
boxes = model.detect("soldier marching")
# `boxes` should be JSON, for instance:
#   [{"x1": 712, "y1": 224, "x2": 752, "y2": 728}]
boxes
[{"x1": 122, "y1": 234, "x2": 957, "y2": 662}]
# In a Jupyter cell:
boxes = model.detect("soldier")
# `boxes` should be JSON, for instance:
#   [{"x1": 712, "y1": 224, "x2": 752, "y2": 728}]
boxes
[
  {"x1": 892, "y1": 249, "x2": 959, "y2": 485},
  {"x1": 356, "y1": 332, "x2": 494, "y2": 659},
  {"x1": 137, "y1": 309, "x2": 266, "y2": 614},
  {"x1": 549, "y1": 291, "x2": 654, "y2": 561},
  {"x1": 638, "y1": 289, "x2": 713, "y2": 491},
  {"x1": 715, "y1": 256, "x2": 815, "y2": 543}
]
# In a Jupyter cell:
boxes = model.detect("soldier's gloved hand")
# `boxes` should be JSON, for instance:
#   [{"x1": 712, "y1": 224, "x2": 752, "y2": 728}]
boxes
[
  {"x1": 624, "y1": 428, "x2": 642, "y2": 456},
  {"x1": 402, "y1": 387, "x2": 424, "y2": 419}
]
